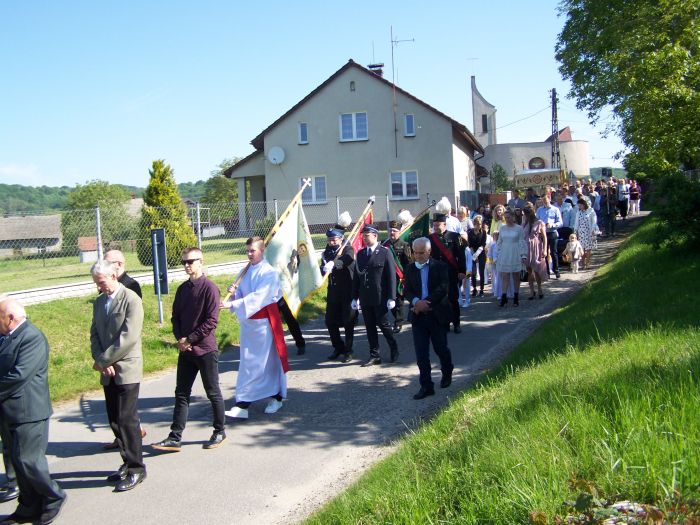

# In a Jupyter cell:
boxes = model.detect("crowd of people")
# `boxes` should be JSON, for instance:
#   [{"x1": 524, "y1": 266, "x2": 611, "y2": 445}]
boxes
[{"x1": 0, "y1": 176, "x2": 638, "y2": 522}]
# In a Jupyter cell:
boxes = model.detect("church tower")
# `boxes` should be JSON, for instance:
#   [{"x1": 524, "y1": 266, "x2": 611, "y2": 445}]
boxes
[{"x1": 471, "y1": 76, "x2": 497, "y2": 147}]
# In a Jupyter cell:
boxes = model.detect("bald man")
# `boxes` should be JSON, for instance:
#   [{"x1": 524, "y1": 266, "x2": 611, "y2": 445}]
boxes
[
  {"x1": 0, "y1": 298, "x2": 66, "y2": 524},
  {"x1": 104, "y1": 250, "x2": 142, "y2": 299}
]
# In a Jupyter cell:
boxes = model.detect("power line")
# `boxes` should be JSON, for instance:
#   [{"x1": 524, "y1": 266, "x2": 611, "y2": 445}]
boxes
[{"x1": 495, "y1": 105, "x2": 550, "y2": 130}]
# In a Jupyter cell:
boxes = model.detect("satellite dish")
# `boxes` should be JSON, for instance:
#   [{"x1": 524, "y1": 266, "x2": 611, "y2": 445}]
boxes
[{"x1": 267, "y1": 146, "x2": 285, "y2": 165}]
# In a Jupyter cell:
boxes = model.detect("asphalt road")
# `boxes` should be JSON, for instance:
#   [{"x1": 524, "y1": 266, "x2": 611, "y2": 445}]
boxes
[{"x1": 0, "y1": 214, "x2": 646, "y2": 525}]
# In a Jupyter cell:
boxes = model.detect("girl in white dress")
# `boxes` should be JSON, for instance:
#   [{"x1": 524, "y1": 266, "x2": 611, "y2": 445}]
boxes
[{"x1": 495, "y1": 208, "x2": 527, "y2": 307}]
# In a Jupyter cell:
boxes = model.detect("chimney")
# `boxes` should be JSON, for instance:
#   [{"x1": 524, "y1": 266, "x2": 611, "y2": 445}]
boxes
[{"x1": 367, "y1": 63, "x2": 384, "y2": 77}]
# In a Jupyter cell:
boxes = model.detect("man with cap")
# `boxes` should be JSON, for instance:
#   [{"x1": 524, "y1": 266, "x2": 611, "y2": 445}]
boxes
[
  {"x1": 429, "y1": 213, "x2": 466, "y2": 333},
  {"x1": 382, "y1": 219, "x2": 412, "y2": 333},
  {"x1": 352, "y1": 225, "x2": 399, "y2": 366},
  {"x1": 320, "y1": 213, "x2": 357, "y2": 363}
]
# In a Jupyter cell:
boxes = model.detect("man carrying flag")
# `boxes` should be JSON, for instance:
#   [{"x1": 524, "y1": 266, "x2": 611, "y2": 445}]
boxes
[
  {"x1": 382, "y1": 214, "x2": 413, "y2": 333},
  {"x1": 429, "y1": 213, "x2": 466, "y2": 333},
  {"x1": 221, "y1": 237, "x2": 288, "y2": 419}
]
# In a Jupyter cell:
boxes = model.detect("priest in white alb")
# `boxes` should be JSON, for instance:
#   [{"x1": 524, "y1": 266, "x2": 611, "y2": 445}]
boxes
[{"x1": 221, "y1": 236, "x2": 289, "y2": 419}]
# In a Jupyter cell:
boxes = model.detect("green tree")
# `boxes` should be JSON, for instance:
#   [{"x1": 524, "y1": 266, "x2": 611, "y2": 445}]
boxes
[
  {"x1": 60, "y1": 180, "x2": 133, "y2": 254},
  {"x1": 202, "y1": 176, "x2": 238, "y2": 204},
  {"x1": 555, "y1": 0, "x2": 700, "y2": 174},
  {"x1": 136, "y1": 160, "x2": 197, "y2": 266},
  {"x1": 490, "y1": 163, "x2": 510, "y2": 193}
]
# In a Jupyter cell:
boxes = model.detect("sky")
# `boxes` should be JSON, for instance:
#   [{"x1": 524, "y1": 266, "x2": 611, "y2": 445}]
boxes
[{"x1": 0, "y1": 1, "x2": 625, "y2": 189}]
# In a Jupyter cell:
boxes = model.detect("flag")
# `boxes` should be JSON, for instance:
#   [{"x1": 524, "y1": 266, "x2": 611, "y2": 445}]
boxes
[
  {"x1": 264, "y1": 201, "x2": 323, "y2": 316},
  {"x1": 398, "y1": 208, "x2": 431, "y2": 245},
  {"x1": 351, "y1": 209, "x2": 373, "y2": 254}
]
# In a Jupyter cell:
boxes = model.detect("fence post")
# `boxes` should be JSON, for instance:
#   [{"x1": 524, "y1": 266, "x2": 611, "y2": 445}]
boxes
[
  {"x1": 274, "y1": 199, "x2": 279, "y2": 222},
  {"x1": 195, "y1": 202, "x2": 202, "y2": 250},
  {"x1": 336, "y1": 196, "x2": 340, "y2": 220},
  {"x1": 95, "y1": 206, "x2": 103, "y2": 260}
]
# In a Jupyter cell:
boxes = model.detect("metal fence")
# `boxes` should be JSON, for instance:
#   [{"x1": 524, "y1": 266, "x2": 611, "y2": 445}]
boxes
[{"x1": 0, "y1": 196, "x2": 436, "y2": 293}]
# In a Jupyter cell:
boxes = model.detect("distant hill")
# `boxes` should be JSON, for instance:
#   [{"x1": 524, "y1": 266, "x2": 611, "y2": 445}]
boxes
[{"x1": 1, "y1": 180, "x2": 208, "y2": 214}]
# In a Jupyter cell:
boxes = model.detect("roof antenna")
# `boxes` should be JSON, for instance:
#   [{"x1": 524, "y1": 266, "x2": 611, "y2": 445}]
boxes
[{"x1": 390, "y1": 25, "x2": 414, "y2": 158}]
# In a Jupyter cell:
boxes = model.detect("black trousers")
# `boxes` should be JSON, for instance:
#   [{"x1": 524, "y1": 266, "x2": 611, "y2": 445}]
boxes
[
  {"x1": 325, "y1": 299, "x2": 356, "y2": 353},
  {"x1": 471, "y1": 253, "x2": 486, "y2": 292},
  {"x1": 170, "y1": 351, "x2": 225, "y2": 440},
  {"x1": 7, "y1": 419, "x2": 65, "y2": 519},
  {"x1": 278, "y1": 297, "x2": 305, "y2": 348},
  {"x1": 361, "y1": 304, "x2": 397, "y2": 358},
  {"x1": 618, "y1": 199, "x2": 628, "y2": 218},
  {"x1": 411, "y1": 313, "x2": 453, "y2": 389},
  {"x1": 104, "y1": 380, "x2": 145, "y2": 474},
  {"x1": 0, "y1": 418, "x2": 16, "y2": 489},
  {"x1": 545, "y1": 231, "x2": 559, "y2": 275},
  {"x1": 391, "y1": 294, "x2": 405, "y2": 325}
]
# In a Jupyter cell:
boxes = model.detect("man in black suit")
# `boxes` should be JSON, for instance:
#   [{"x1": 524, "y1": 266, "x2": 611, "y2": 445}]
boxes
[
  {"x1": 352, "y1": 225, "x2": 399, "y2": 366},
  {"x1": 403, "y1": 238, "x2": 454, "y2": 400},
  {"x1": 429, "y1": 213, "x2": 466, "y2": 333},
  {"x1": 105, "y1": 249, "x2": 142, "y2": 298},
  {"x1": 0, "y1": 298, "x2": 66, "y2": 525}
]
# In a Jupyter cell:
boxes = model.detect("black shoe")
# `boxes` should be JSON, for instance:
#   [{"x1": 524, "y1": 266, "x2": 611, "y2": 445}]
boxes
[
  {"x1": 151, "y1": 436, "x2": 181, "y2": 452},
  {"x1": 390, "y1": 347, "x2": 399, "y2": 363},
  {"x1": 392, "y1": 323, "x2": 402, "y2": 334},
  {"x1": 0, "y1": 486, "x2": 19, "y2": 503},
  {"x1": 471, "y1": 289, "x2": 477, "y2": 297},
  {"x1": 478, "y1": 291, "x2": 484, "y2": 297},
  {"x1": 555, "y1": 271, "x2": 561, "y2": 279},
  {"x1": 203, "y1": 432, "x2": 227, "y2": 449},
  {"x1": 539, "y1": 293, "x2": 544, "y2": 299},
  {"x1": 38, "y1": 495, "x2": 67, "y2": 525},
  {"x1": 528, "y1": 293, "x2": 535, "y2": 300},
  {"x1": 296, "y1": 346, "x2": 306, "y2": 355},
  {"x1": 499, "y1": 294, "x2": 507, "y2": 307},
  {"x1": 106, "y1": 463, "x2": 128, "y2": 482},
  {"x1": 0, "y1": 512, "x2": 37, "y2": 525},
  {"x1": 453, "y1": 325, "x2": 462, "y2": 334},
  {"x1": 413, "y1": 387, "x2": 435, "y2": 400},
  {"x1": 115, "y1": 471, "x2": 146, "y2": 492},
  {"x1": 440, "y1": 375, "x2": 452, "y2": 389},
  {"x1": 361, "y1": 357, "x2": 382, "y2": 367},
  {"x1": 327, "y1": 350, "x2": 342, "y2": 360},
  {"x1": 339, "y1": 353, "x2": 353, "y2": 363}
]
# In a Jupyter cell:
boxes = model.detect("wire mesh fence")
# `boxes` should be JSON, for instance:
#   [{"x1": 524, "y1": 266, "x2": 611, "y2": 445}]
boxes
[{"x1": 0, "y1": 196, "x2": 434, "y2": 293}]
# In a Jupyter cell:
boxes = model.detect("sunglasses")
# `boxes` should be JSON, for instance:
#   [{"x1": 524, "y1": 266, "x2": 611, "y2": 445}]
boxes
[{"x1": 182, "y1": 258, "x2": 201, "y2": 265}]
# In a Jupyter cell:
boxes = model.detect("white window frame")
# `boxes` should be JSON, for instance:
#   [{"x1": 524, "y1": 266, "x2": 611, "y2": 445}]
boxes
[
  {"x1": 300, "y1": 176, "x2": 327, "y2": 204},
  {"x1": 404, "y1": 114, "x2": 415, "y2": 137},
  {"x1": 298, "y1": 122, "x2": 308, "y2": 145},
  {"x1": 389, "y1": 170, "x2": 419, "y2": 200},
  {"x1": 339, "y1": 112, "x2": 368, "y2": 142}
]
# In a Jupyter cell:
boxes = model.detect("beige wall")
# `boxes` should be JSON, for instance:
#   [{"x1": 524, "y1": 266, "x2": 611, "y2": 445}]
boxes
[{"x1": 478, "y1": 140, "x2": 590, "y2": 179}]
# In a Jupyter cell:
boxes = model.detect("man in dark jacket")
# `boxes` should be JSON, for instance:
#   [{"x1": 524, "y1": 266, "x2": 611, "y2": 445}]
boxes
[
  {"x1": 0, "y1": 298, "x2": 66, "y2": 524},
  {"x1": 321, "y1": 226, "x2": 356, "y2": 363},
  {"x1": 105, "y1": 249, "x2": 142, "y2": 298},
  {"x1": 352, "y1": 225, "x2": 399, "y2": 366},
  {"x1": 429, "y1": 213, "x2": 466, "y2": 333},
  {"x1": 383, "y1": 220, "x2": 412, "y2": 333},
  {"x1": 403, "y1": 238, "x2": 454, "y2": 400}
]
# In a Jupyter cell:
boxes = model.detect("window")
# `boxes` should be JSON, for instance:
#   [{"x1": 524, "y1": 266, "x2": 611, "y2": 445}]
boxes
[
  {"x1": 300, "y1": 176, "x2": 327, "y2": 204},
  {"x1": 339, "y1": 112, "x2": 368, "y2": 141},
  {"x1": 481, "y1": 114, "x2": 488, "y2": 133},
  {"x1": 298, "y1": 122, "x2": 308, "y2": 144},
  {"x1": 390, "y1": 170, "x2": 418, "y2": 199},
  {"x1": 404, "y1": 114, "x2": 415, "y2": 137}
]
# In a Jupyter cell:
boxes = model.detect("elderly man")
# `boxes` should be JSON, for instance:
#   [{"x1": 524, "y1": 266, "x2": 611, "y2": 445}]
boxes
[
  {"x1": 352, "y1": 225, "x2": 399, "y2": 366},
  {"x1": 104, "y1": 249, "x2": 142, "y2": 298},
  {"x1": 222, "y1": 237, "x2": 289, "y2": 419},
  {"x1": 0, "y1": 298, "x2": 66, "y2": 524},
  {"x1": 403, "y1": 238, "x2": 454, "y2": 400},
  {"x1": 152, "y1": 247, "x2": 226, "y2": 451},
  {"x1": 90, "y1": 260, "x2": 146, "y2": 492}
]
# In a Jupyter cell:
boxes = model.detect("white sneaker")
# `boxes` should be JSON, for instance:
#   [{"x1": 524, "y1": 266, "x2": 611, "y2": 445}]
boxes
[
  {"x1": 225, "y1": 407, "x2": 249, "y2": 419},
  {"x1": 264, "y1": 399, "x2": 283, "y2": 414}
]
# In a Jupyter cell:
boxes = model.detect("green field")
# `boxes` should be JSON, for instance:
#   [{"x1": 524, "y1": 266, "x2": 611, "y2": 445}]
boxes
[{"x1": 306, "y1": 218, "x2": 700, "y2": 524}]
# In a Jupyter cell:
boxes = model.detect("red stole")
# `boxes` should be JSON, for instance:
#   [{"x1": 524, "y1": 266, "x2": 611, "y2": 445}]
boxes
[
  {"x1": 429, "y1": 233, "x2": 458, "y2": 271},
  {"x1": 250, "y1": 303, "x2": 289, "y2": 373}
]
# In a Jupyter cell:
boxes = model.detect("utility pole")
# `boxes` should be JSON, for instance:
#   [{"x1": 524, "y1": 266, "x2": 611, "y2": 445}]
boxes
[{"x1": 551, "y1": 88, "x2": 561, "y2": 170}]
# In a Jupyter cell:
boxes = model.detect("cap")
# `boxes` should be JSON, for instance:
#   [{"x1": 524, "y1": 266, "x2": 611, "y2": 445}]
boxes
[
  {"x1": 433, "y1": 213, "x2": 447, "y2": 223},
  {"x1": 362, "y1": 224, "x2": 379, "y2": 234},
  {"x1": 326, "y1": 228, "x2": 344, "y2": 238},
  {"x1": 388, "y1": 220, "x2": 401, "y2": 231}
]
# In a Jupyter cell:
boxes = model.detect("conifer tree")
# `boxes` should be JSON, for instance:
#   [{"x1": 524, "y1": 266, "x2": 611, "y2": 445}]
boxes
[{"x1": 137, "y1": 160, "x2": 197, "y2": 266}]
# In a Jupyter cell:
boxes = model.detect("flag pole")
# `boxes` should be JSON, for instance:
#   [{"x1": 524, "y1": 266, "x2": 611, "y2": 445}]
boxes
[
  {"x1": 222, "y1": 178, "x2": 313, "y2": 302},
  {"x1": 398, "y1": 200, "x2": 436, "y2": 236}
]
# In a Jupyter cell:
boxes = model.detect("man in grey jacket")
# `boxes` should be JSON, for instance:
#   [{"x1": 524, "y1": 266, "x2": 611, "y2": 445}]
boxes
[{"x1": 90, "y1": 260, "x2": 146, "y2": 492}]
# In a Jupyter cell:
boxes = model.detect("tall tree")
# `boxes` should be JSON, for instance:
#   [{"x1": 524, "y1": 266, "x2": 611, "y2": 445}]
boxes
[
  {"x1": 136, "y1": 160, "x2": 197, "y2": 266},
  {"x1": 556, "y1": 0, "x2": 700, "y2": 173},
  {"x1": 490, "y1": 163, "x2": 510, "y2": 193},
  {"x1": 60, "y1": 180, "x2": 134, "y2": 254}
]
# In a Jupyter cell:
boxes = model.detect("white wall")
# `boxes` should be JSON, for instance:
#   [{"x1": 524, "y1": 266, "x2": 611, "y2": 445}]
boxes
[{"x1": 478, "y1": 140, "x2": 590, "y2": 179}]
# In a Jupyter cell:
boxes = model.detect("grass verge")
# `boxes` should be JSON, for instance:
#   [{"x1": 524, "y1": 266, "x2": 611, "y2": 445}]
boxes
[
  {"x1": 305, "y1": 219, "x2": 700, "y2": 524},
  {"x1": 28, "y1": 274, "x2": 326, "y2": 402}
]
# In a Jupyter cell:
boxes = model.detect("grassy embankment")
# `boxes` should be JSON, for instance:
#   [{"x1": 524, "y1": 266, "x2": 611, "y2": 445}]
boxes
[
  {"x1": 28, "y1": 274, "x2": 326, "y2": 402},
  {"x1": 306, "y1": 219, "x2": 699, "y2": 524}
]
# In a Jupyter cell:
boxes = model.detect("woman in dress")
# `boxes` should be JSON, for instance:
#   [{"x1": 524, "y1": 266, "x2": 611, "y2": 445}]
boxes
[
  {"x1": 496, "y1": 208, "x2": 527, "y2": 307},
  {"x1": 521, "y1": 203, "x2": 548, "y2": 299},
  {"x1": 572, "y1": 198, "x2": 599, "y2": 269}
]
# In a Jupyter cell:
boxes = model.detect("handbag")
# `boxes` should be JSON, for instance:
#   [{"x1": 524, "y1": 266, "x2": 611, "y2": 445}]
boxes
[
  {"x1": 561, "y1": 251, "x2": 571, "y2": 263},
  {"x1": 519, "y1": 266, "x2": 529, "y2": 282}
]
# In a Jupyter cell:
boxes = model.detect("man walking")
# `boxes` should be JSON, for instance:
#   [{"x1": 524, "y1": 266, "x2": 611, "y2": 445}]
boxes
[
  {"x1": 152, "y1": 248, "x2": 226, "y2": 451},
  {"x1": 352, "y1": 225, "x2": 399, "y2": 366},
  {"x1": 90, "y1": 260, "x2": 146, "y2": 492},
  {"x1": 382, "y1": 220, "x2": 412, "y2": 333},
  {"x1": 0, "y1": 298, "x2": 66, "y2": 524},
  {"x1": 403, "y1": 238, "x2": 454, "y2": 400},
  {"x1": 429, "y1": 214, "x2": 466, "y2": 333},
  {"x1": 535, "y1": 195, "x2": 563, "y2": 278}
]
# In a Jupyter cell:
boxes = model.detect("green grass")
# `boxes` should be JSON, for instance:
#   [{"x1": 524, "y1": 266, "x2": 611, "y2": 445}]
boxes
[
  {"x1": 305, "y1": 219, "x2": 700, "y2": 524},
  {"x1": 30, "y1": 274, "x2": 326, "y2": 402}
]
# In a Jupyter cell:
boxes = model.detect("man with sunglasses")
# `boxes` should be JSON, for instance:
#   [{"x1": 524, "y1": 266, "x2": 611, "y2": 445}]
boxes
[{"x1": 151, "y1": 247, "x2": 226, "y2": 452}]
